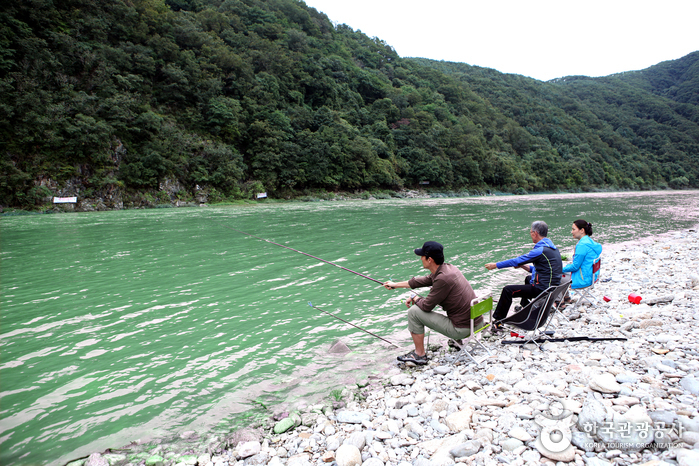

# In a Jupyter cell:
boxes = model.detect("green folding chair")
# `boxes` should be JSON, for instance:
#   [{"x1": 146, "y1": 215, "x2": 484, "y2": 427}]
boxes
[{"x1": 453, "y1": 294, "x2": 493, "y2": 365}]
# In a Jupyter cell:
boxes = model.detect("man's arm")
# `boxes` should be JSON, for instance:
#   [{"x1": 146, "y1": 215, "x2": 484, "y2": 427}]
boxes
[
  {"x1": 485, "y1": 262, "x2": 531, "y2": 271},
  {"x1": 413, "y1": 278, "x2": 449, "y2": 312},
  {"x1": 487, "y1": 247, "x2": 544, "y2": 270},
  {"x1": 383, "y1": 280, "x2": 410, "y2": 290}
]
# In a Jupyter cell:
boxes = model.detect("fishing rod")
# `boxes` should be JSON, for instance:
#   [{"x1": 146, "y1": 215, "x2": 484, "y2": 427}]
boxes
[
  {"x1": 501, "y1": 336, "x2": 628, "y2": 344},
  {"x1": 308, "y1": 302, "x2": 399, "y2": 348},
  {"x1": 211, "y1": 220, "x2": 386, "y2": 285}
]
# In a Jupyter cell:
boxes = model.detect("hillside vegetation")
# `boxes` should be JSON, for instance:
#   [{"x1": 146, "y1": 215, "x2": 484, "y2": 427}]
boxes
[{"x1": 1, "y1": 0, "x2": 698, "y2": 209}]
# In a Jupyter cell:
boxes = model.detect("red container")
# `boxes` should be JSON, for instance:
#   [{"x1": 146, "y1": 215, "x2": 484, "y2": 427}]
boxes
[
  {"x1": 628, "y1": 294, "x2": 642, "y2": 304},
  {"x1": 603, "y1": 296, "x2": 611, "y2": 302}
]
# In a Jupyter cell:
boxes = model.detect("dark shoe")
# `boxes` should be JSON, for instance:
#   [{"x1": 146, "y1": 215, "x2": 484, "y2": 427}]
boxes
[
  {"x1": 448, "y1": 339, "x2": 463, "y2": 350},
  {"x1": 397, "y1": 350, "x2": 428, "y2": 365},
  {"x1": 490, "y1": 323, "x2": 503, "y2": 335}
]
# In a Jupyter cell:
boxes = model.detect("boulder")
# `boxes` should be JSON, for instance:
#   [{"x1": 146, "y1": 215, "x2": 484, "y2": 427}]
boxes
[{"x1": 335, "y1": 444, "x2": 361, "y2": 466}]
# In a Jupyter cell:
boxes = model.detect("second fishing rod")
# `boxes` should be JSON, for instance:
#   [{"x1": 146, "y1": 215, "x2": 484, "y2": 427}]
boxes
[
  {"x1": 212, "y1": 219, "x2": 389, "y2": 285},
  {"x1": 212, "y1": 219, "x2": 422, "y2": 345}
]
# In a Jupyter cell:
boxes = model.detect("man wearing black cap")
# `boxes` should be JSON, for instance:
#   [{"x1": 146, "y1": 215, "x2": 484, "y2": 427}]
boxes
[{"x1": 383, "y1": 241, "x2": 478, "y2": 365}]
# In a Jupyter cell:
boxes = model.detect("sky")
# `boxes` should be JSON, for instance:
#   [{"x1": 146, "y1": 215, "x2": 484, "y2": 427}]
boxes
[{"x1": 302, "y1": 0, "x2": 699, "y2": 82}]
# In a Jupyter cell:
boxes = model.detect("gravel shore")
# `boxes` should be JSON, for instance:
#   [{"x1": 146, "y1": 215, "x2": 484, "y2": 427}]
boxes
[{"x1": 74, "y1": 228, "x2": 699, "y2": 466}]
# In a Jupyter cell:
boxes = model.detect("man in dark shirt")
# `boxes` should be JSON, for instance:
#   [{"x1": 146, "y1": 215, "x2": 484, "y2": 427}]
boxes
[
  {"x1": 383, "y1": 241, "x2": 479, "y2": 365},
  {"x1": 485, "y1": 221, "x2": 562, "y2": 331}
]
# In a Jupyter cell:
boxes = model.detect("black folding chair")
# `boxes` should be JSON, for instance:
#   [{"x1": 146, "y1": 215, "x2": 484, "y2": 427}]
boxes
[{"x1": 496, "y1": 282, "x2": 571, "y2": 349}]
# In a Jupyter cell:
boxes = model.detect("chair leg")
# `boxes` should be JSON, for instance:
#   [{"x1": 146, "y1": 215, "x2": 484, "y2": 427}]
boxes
[
  {"x1": 453, "y1": 335, "x2": 492, "y2": 365},
  {"x1": 554, "y1": 301, "x2": 571, "y2": 323},
  {"x1": 571, "y1": 288, "x2": 597, "y2": 311}
]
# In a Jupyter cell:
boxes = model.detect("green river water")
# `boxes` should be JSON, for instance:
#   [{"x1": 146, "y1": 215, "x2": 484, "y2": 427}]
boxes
[{"x1": 1, "y1": 191, "x2": 699, "y2": 466}]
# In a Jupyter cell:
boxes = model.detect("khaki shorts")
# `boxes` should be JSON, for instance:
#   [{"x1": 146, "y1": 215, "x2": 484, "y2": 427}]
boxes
[{"x1": 407, "y1": 305, "x2": 484, "y2": 339}]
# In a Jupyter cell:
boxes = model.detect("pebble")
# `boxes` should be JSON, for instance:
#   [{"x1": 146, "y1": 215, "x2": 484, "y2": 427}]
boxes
[
  {"x1": 71, "y1": 228, "x2": 699, "y2": 466},
  {"x1": 590, "y1": 373, "x2": 622, "y2": 393},
  {"x1": 237, "y1": 441, "x2": 261, "y2": 458},
  {"x1": 335, "y1": 444, "x2": 361, "y2": 466},
  {"x1": 449, "y1": 440, "x2": 481, "y2": 457},
  {"x1": 335, "y1": 412, "x2": 370, "y2": 424},
  {"x1": 680, "y1": 376, "x2": 699, "y2": 396}
]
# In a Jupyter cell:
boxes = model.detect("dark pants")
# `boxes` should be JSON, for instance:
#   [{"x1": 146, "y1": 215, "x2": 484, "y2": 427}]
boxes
[{"x1": 493, "y1": 276, "x2": 546, "y2": 321}]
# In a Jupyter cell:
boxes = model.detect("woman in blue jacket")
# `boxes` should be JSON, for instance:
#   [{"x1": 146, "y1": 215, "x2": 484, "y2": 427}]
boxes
[{"x1": 563, "y1": 219, "x2": 602, "y2": 289}]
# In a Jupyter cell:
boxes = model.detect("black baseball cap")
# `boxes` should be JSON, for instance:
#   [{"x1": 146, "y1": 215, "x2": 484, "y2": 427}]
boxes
[{"x1": 414, "y1": 241, "x2": 444, "y2": 261}]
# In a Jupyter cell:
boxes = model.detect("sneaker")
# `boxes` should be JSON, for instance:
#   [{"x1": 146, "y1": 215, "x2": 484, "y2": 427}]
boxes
[
  {"x1": 448, "y1": 339, "x2": 463, "y2": 350},
  {"x1": 490, "y1": 323, "x2": 503, "y2": 335},
  {"x1": 397, "y1": 350, "x2": 428, "y2": 365}
]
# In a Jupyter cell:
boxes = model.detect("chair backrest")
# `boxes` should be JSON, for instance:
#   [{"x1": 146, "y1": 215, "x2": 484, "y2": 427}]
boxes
[
  {"x1": 550, "y1": 280, "x2": 571, "y2": 305},
  {"x1": 591, "y1": 255, "x2": 602, "y2": 285},
  {"x1": 470, "y1": 296, "x2": 493, "y2": 319},
  {"x1": 500, "y1": 281, "x2": 570, "y2": 332},
  {"x1": 500, "y1": 286, "x2": 556, "y2": 331}
]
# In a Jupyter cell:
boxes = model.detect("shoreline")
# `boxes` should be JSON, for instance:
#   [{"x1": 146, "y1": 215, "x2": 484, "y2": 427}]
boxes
[
  {"x1": 3, "y1": 189, "x2": 698, "y2": 216},
  {"x1": 65, "y1": 226, "x2": 699, "y2": 466}
]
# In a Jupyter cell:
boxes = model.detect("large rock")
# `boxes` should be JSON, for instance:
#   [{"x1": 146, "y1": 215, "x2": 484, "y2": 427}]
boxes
[
  {"x1": 335, "y1": 444, "x2": 361, "y2": 466},
  {"x1": 328, "y1": 339, "x2": 351, "y2": 354},
  {"x1": 534, "y1": 436, "x2": 576, "y2": 463},
  {"x1": 449, "y1": 440, "x2": 481, "y2": 458},
  {"x1": 390, "y1": 374, "x2": 415, "y2": 386},
  {"x1": 85, "y1": 453, "x2": 109, "y2": 466},
  {"x1": 286, "y1": 453, "x2": 312, "y2": 466},
  {"x1": 362, "y1": 458, "x2": 384, "y2": 466},
  {"x1": 508, "y1": 427, "x2": 533, "y2": 442},
  {"x1": 500, "y1": 438, "x2": 523, "y2": 452},
  {"x1": 274, "y1": 418, "x2": 295, "y2": 434},
  {"x1": 683, "y1": 432, "x2": 699, "y2": 446},
  {"x1": 335, "y1": 411, "x2": 370, "y2": 424},
  {"x1": 578, "y1": 398, "x2": 608, "y2": 432},
  {"x1": 444, "y1": 407, "x2": 473, "y2": 432},
  {"x1": 571, "y1": 430, "x2": 596, "y2": 452},
  {"x1": 146, "y1": 456, "x2": 164, "y2": 466},
  {"x1": 585, "y1": 459, "x2": 613, "y2": 466},
  {"x1": 245, "y1": 453, "x2": 270, "y2": 465},
  {"x1": 343, "y1": 432, "x2": 366, "y2": 451},
  {"x1": 589, "y1": 373, "x2": 622, "y2": 393},
  {"x1": 597, "y1": 406, "x2": 654, "y2": 451},
  {"x1": 642, "y1": 295, "x2": 674, "y2": 305},
  {"x1": 676, "y1": 449, "x2": 699, "y2": 466},
  {"x1": 418, "y1": 434, "x2": 467, "y2": 457},
  {"x1": 237, "y1": 441, "x2": 261, "y2": 458},
  {"x1": 680, "y1": 376, "x2": 699, "y2": 396}
]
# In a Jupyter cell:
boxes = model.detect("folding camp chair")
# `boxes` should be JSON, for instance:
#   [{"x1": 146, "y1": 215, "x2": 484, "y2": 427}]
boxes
[
  {"x1": 570, "y1": 255, "x2": 601, "y2": 311},
  {"x1": 497, "y1": 282, "x2": 571, "y2": 350},
  {"x1": 452, "y1": 294, "x2": 493, "y2": 365}
]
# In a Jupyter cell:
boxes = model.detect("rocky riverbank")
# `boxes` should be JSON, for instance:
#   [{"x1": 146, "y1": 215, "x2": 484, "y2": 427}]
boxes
[{"x1": 72, "y1": 228, "x2": 699, "y2": 466}]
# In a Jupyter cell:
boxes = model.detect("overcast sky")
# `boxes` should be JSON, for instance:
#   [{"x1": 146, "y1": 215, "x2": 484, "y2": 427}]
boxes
[{"x1": 302, "y1": 0, "x2": 699, "y2": 81}]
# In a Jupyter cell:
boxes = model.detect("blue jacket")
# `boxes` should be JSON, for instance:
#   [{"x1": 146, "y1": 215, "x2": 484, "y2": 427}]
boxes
[
  {"x1": 497, "y1": 237, "x2": 562, "y2": 291},
  {"x1": 562, "y1": 236, "x2": 603, "y2": 289}
]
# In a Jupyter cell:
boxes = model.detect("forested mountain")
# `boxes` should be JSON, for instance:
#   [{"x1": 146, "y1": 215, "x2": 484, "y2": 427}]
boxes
[{"x1": 1, "y1": 0, "x2": 698, "y2": 209}]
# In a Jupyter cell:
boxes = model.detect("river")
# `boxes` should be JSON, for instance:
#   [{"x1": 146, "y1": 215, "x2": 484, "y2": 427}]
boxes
[{"x1": 1, "y1": 190, "x2": 698, "y2": 466}]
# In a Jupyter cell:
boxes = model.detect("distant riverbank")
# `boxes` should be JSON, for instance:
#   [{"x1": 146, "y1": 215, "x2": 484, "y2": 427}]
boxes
[{"x1": 3, "y1": 187, "x2": 692, "y2": 216}]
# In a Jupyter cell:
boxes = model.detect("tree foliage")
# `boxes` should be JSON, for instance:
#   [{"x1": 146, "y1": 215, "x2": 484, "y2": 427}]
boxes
[{"x1": 1, "y1": 0, "x2": 698, "y2": 207}]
